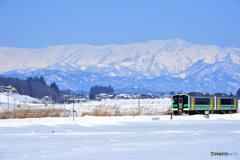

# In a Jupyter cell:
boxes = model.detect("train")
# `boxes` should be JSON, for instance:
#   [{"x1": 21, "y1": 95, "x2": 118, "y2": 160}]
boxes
[{"x1": 172, "y1": 92, "x2": 238, "y2": 115}]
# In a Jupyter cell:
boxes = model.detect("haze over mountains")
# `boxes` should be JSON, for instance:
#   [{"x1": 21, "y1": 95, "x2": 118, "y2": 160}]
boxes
[{"x1": 1, "y1": 39, "x2": 240, "y2": 93}]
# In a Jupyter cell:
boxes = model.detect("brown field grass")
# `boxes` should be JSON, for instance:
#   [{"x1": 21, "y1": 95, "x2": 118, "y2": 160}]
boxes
[
  {"x1": 82, "y1": 105, "x2": 171, "y2": 116},
  {"x1": 82, "y1": 105, "x2": 123, "y2": 116},
  {"x1": 0, "y1": 106, "x2": 71, "y2": 119},
  {"x1": 0, "y1": 105, "x2": 171, "y2": 118}
]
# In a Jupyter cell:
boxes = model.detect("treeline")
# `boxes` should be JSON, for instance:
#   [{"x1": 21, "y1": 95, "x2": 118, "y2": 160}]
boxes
[
  {"x1": 0, "y1": 75, "x2": 60, "y2": 100},
  {"x1": 89, "y1": 85, "x2": 114, "y2": 100}
]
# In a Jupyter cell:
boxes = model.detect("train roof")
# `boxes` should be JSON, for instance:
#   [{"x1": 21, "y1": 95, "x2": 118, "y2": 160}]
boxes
[
  {"x1": 213, "y1": 93, "x2": 237, "y2": 97},
  {"x1": 173, "y1": 92, "x2": 237, "y2": 97},
  {"x1": 188, "y1": 92, "x2": 203, "y2": 95}
]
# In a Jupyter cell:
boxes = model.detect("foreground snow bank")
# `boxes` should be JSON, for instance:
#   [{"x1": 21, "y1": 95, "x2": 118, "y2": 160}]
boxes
[
  {"x1": 0, "y1": 114, "x2": 240, "y2": 128},
  {"x1": 0, "y1": 114, "x2": 239, "y2": 160}
]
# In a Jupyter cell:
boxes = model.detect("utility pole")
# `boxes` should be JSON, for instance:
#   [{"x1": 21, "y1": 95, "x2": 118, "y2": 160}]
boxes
[
  {"x1": 7, "y1": 93, "x2": 9, "y2": 108},
  {"x1": 138, "y1": 94, "x2": 140, "y2": 115},
  {"x1": 63, "y1": 95, "x2": 65, "y2": 117},
  {"x1": 73, "y1": 95, "x2": 75, "y2": 121}
]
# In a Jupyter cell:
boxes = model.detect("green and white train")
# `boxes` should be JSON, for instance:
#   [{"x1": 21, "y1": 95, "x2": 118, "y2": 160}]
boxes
[{"x1": 172, "y1": 92, "x2": 238, "y2": 115}]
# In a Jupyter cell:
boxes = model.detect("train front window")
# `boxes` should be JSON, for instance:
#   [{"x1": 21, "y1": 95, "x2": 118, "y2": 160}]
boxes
[
  {"x1": 173, "y1": 98, "x2": 178, "y2": 104},
  {"x1": 183, "y1": 97, "x2": 188, "y2": 104}
]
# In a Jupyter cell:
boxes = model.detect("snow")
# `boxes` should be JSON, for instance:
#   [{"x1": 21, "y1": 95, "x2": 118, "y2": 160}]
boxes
[
  {"x1": 179, "y1": 72, "x2": 186, "y2": 79},
  {"x1": 0, "y1": 115, "x2": 240, "y2": 160},
  {"x1": 0, "y1": 93, "x2": 42, "y2": 108},
  {"x1": 0, "y1": 95, "x2": 240, "y2": 159},
  {"x1": 1, "y1": 39, "x2": 239, "y2": 76},
  {"x1": 110, "y1": 72, "x2": 116, "y2": 77},
  {"x1": 2, "y1": 39, "x2": 240, "y2": 93}
]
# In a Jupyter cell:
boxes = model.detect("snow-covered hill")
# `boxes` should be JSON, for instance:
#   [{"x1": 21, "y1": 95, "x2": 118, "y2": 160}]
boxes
[
  {"x1": 0, "y1": 93, "x2": 42, "y2": 108},
  {"x1": 1, "y1": 39, "x2": 240, "y2": 93}
]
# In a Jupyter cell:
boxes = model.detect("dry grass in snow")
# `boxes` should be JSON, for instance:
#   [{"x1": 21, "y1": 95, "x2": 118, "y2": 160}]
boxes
[
  {"x1": 0, "y1": 106, "x2": 71, "y2": 119},
  {"x1": 82, "y1": 105, "x2": 171, "y2": 116}
]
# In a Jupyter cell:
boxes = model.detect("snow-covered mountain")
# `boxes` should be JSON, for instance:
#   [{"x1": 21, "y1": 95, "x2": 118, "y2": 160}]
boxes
[{"x1": 1, "y1": 39, "x2": 240, "y2": 93}]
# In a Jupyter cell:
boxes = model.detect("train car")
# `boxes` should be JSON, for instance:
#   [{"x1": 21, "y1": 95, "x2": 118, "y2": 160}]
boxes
[
  {"x1": 188, "y1": 92, "x2": 214, "y2": 114},
  {"x1": 172, "y1": 92, "x2": 238, "y2": 115},
  {"x1": 213, "y1": 93, "x2": 238, "y2": 113}
]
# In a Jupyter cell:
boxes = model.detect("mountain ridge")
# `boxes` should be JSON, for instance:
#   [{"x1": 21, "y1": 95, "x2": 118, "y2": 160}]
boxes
[{"x1": 1, "y1": 39, "x2": 240, "y2": 93}]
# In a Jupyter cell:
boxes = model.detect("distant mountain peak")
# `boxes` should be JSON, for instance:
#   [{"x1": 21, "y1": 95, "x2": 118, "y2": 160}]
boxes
[{"x1": 1, "y1": 39, "x2": 239, "y2": 93}]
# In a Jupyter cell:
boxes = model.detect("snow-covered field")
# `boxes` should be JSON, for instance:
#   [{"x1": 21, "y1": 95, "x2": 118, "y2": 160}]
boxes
[
  {"x1": 0, "y1": 93, "x2": 172, "y2": 116},
  {"x1": 59, "y1": 98, "x2": 171, "y2": 116},
  {"x1": 0, "y1": 93, "x2": 171, "y2": 109},
  {"x1": 0, "y1": 93, "x2": 240, "y2": 159},
  {"x1": 0, "y1": 114, "x2": 240, "y2": 160}
]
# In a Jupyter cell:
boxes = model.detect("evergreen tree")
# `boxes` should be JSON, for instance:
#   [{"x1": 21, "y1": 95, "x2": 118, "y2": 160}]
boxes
[
  {"x1": 89, "y1": 87, "x2": 95, "y2": 100},
  {"x1": 39, "y1": 75, "x2": 47, "y2": 85},
  {"x1": 50, "y1": 82, "x2": 60, "y2": 102},
  {"x1": 0, "y1": 76, "x2": 61, "y2": 101},
  {"x1": 26, "y1": 77, "x2": 34, "y2": 82},
  {"x1": 108, "y1": 85, "x2": 114, "y2": 94},
  {"x1": 169, "y1": 91, "x2": 175, "y2": 95},
  {"x1": 89, "y1": 85, "x2": 114, "y2": 96},
  {"x1": 34, "y1": 76, "x2": 40, "y2": 82},
  {"x1": 50, "y1": 82, "x2": 59, "y2": 91}
]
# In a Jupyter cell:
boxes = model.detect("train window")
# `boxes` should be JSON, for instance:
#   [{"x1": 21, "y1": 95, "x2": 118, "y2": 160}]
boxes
[
  {"x1": 183, "y1": 97, "x2": 188, "y2": 104},
  {"x1": 173, "y1": 98, "x2": 178, "y2": 104},
  {"x1": 220, "y1": 99, "x2": 233, "y2": 105},
  {"x1": 195, "y1": 98, "x2": 210, "y2": 105}
]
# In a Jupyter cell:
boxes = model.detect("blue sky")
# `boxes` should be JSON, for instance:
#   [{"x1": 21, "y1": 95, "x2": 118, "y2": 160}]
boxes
[{"x1": 0, "y1": 0, "x2": 239, "y2": 49}]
